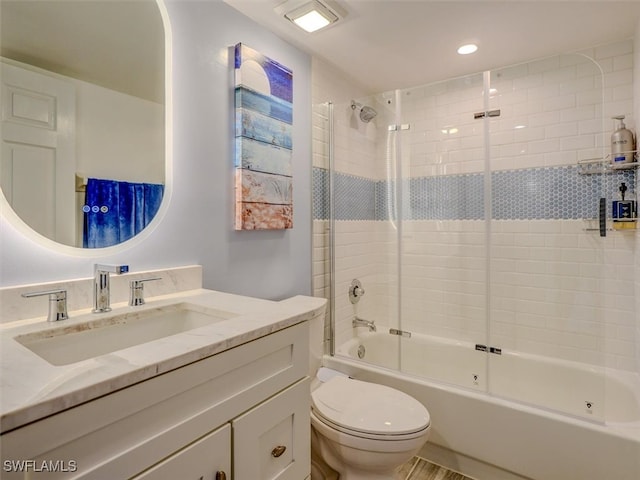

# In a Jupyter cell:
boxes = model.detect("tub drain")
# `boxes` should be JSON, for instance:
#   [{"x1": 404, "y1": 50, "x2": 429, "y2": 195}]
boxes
[{"x1": 357, "y1": 344, "x2": 366, "y2": 359}]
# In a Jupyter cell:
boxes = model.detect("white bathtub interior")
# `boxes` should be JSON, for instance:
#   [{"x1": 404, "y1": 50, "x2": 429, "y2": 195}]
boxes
[{"x1": 338, "y1": 330, "x2": 640, "y2": 425}]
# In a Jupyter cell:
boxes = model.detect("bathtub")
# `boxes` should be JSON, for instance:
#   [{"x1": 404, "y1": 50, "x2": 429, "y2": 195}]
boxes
[{"x1": 324, "y1": 331, "x2": 640, "y2": 480}]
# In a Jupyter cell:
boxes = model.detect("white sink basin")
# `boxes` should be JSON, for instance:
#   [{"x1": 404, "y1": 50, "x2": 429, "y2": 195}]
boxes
[{"x1": 15, "y1": 303, "x2": 237, "y2": 366}]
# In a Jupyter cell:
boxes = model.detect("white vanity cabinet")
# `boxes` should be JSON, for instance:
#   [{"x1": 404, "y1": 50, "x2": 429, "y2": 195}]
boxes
[{"x1": 0, "y1": 322, "x2": 310, "y2": 480}]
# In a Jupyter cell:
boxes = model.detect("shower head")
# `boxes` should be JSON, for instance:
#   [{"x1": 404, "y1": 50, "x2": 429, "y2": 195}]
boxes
[
  {"x1": 359, "y1": 105, "x2": 377, "y2": 123},
  {"x1": 351, "y1": 100, "x2": 377, "y2": 123}
]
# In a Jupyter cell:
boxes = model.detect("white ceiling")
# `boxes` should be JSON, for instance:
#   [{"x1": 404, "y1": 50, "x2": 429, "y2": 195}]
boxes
[
  {"x1": 2, "y1": 1, "x2": 639, "y2": 103},
  {"x1": 225, "y1": 0, "x2": 640, "y2": 94}
]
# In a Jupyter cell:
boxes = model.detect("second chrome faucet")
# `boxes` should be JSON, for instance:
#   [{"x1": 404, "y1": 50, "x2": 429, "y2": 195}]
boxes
[{"x1": 93, "y1": 264, "x2": 129, "y2": 313}]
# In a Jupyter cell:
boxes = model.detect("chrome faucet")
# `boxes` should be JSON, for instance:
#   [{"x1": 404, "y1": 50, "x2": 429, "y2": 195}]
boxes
[
  {"x1": 22, "y1": 289, "x2": 69, "y2": 322},
  {"x1": 93, "y1": 264, "x2": 129, "y2": 313},
  {"x1": 129, "y1": 277, "x2": 161, "y2": 306},
  {"x1": 352, "y1": 316, "x2": 376, "y2": 332}
]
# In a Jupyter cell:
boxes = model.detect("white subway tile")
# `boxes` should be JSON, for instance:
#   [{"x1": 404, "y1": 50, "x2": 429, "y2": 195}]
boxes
[
  {"x1": 545, "y1": 122, "x2": 578, "y2": 139},
  {"x1": 543, "y1": 93, "x2": 577, "y2": 111},
  {"x1": 594, "y1": 40, "x2": 633, "y2": 60}
]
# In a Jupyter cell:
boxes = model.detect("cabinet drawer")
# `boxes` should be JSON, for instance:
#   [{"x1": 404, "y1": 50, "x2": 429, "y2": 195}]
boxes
[
  {"x1": 233, "y1": 378, "x2": 310, "y2": 480},
  {"x1": 132, "y1": 424, "x2": 231, "y2": 480}
]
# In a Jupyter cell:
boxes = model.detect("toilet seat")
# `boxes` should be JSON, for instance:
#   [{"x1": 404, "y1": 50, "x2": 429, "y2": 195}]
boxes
[{"x1": 311, "y1": 376, "x2": 430, "y2": 441}]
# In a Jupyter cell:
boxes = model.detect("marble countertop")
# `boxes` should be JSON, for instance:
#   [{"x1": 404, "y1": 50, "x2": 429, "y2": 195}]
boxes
[{"x1": 0, "y1": 289, "x2": 326, "y2": 433}]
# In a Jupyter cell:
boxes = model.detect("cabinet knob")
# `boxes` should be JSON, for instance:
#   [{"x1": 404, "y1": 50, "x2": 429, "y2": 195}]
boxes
[
  {"x1": 215, "y1": 472, "x2": 227, "y2": 480},
  {"x1": 271, "y1": 445, "x2": 287, "y2": 458}
]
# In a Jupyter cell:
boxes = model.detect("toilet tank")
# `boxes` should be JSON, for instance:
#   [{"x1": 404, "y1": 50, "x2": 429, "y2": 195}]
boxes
[{"x1": 308, "y1": 304, "x2": 327, "y2": 379}]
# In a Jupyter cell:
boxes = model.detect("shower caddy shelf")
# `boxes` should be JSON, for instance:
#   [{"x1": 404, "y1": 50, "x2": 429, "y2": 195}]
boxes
[
  {"x1": 576, "y1": 151, "x2": 638, "y2": 235},
  {"x1": 577, "y1": 151, "x2": 638, "y2": 175}
]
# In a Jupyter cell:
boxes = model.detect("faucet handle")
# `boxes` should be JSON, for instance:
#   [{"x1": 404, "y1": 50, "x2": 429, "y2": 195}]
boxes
[
  {"x1": 129, "y1": 277, "x2": 161, "y2": 306},
  {"x1": 22, "y1": 289, "x2": 69, "y2": 322},
  {"x1": 349, "y1": 279, "x2": 365, "y2": 304}
]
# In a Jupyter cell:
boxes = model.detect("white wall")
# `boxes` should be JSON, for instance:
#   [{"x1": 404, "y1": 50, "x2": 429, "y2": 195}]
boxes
[{"x1": 0, "y1": 0, "x2": 313, "y2": 301}]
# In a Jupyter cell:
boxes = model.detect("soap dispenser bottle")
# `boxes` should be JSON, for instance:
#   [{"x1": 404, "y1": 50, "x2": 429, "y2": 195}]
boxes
[{"x1": 611, "y1": 115, "x2": 636, "y2": 164}]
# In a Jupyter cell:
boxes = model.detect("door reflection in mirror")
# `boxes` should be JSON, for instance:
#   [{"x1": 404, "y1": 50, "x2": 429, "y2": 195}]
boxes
[{"x1": 0, "y1": 0, "x2": 165, "y2": 248}]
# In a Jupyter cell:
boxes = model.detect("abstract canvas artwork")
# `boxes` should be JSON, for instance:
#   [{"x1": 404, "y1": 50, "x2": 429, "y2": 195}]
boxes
[{"x1": 234, "y1": 43, "x2": 293, "y2": 230}]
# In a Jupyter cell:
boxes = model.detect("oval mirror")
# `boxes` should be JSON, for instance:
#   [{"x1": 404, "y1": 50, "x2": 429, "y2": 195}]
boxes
[{"x1": 0, "y1": 0, "x2": 165, "y2": 249}]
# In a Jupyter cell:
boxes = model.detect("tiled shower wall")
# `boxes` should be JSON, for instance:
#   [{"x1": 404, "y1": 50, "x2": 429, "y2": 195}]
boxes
[
  {"x1": 312, "y1": 40, "x2": 638, "y2": 372},
  {"x1": 311, "y1": 57, "x2": 380, "y2": 346}
]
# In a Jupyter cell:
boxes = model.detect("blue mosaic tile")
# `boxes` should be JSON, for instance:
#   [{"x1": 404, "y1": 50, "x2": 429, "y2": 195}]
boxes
[
  {"x1": 492, "y1": 166, "x2": 635, "y2": 220},
  {"x1": 407, "y1": 175, "x2": 484, "y2": 220},
  {"x1": 311, "y1": 168, "x2": 376, "y2": 220},
  {"x1": 334, "y1": 172, "x2": 376, "y2": 220},
  {"x1": 312, "y1": 168, "x2": 329, "y2": 220},
  {"x1": 311, "y1": 166, "x2": 636, "y2": 221},
  {"x1": 375, "y1": 179, "x2": 398, "y2": 221}
]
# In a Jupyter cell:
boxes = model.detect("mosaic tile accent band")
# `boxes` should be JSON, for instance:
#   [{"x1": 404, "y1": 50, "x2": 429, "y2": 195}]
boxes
[{"x1": 312, "y1": 166, "x2": 635, "y2": 221}]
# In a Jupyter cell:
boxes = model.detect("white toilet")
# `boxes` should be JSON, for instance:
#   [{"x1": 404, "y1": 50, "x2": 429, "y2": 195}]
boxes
[{"x1": 308, "y1": 312, "x2": 431, "y2": 480}]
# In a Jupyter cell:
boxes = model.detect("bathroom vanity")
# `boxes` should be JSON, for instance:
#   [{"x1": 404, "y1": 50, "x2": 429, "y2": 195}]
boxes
[{"x1": 0, "y1": 279, "x2": 325, "y2": 480}]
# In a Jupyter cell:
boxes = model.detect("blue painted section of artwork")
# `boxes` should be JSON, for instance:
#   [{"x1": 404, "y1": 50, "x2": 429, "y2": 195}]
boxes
[
  {"x1": 236, "y1": 108, "x2": 292, "y2": 148},
  {"x1": 235, "y1": 87, "x2": 293, "y2": 125},
  {"x1": 235, "y1": 137, "x2": 292, "y2": 175},
  {"x1": 312, "y1": 166, "x2": 636, "y2": 222},
  {"x1": 234, "y1": 44, "x2": 293, "y2": 102},
  {"x1": 263, "y1": 61, "x2": 293, "y2": 103}
]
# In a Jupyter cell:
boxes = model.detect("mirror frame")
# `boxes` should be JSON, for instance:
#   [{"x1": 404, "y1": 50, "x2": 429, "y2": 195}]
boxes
[{"x1": 0, "y1": 0, "x2": 172, "y2": 257}]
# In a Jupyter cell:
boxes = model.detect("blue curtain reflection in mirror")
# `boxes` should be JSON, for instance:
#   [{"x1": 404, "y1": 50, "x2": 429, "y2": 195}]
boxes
[{"x1": 83, "y1": 178, "x2": 164, "y2": 248}]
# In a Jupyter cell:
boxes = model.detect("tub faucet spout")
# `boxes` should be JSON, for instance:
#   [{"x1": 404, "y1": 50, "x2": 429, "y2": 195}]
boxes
[{"x1": 353, "y1": 316, "x2": 376, "y2": 332}]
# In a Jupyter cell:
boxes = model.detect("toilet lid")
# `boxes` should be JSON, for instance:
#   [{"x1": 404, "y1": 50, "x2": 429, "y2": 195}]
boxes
[{"x1": 311, "y1": 376, "x2": 430, "y2": 436}]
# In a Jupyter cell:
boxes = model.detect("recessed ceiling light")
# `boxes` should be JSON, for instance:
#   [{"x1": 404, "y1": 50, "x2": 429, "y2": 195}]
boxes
[
  {"x1": 457, "y1": 44, "x2": 478, "y2": 55},
  {"x1": 283, "y1": 0, "x2": 339, "y2": 33}
]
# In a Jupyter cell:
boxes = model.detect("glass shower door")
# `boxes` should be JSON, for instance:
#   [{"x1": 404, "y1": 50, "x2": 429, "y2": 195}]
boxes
[
  {"x1": 396, "y1": 73, "x2": 490, "y2": 391},
  {"x1": 487, "y1": 53, "x2": 609, "y2": 420},
  {"x1": 322, "y1": 53, "x2": 615, "y2": 421},
  {"x1": 325, "y1": 96, "x2": 402, "y2": 371}
]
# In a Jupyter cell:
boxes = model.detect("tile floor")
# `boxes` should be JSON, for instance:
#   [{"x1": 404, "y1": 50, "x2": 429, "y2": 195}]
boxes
[{"x1": 396, "y1": 457, "x2": 475, "y2": 480}]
